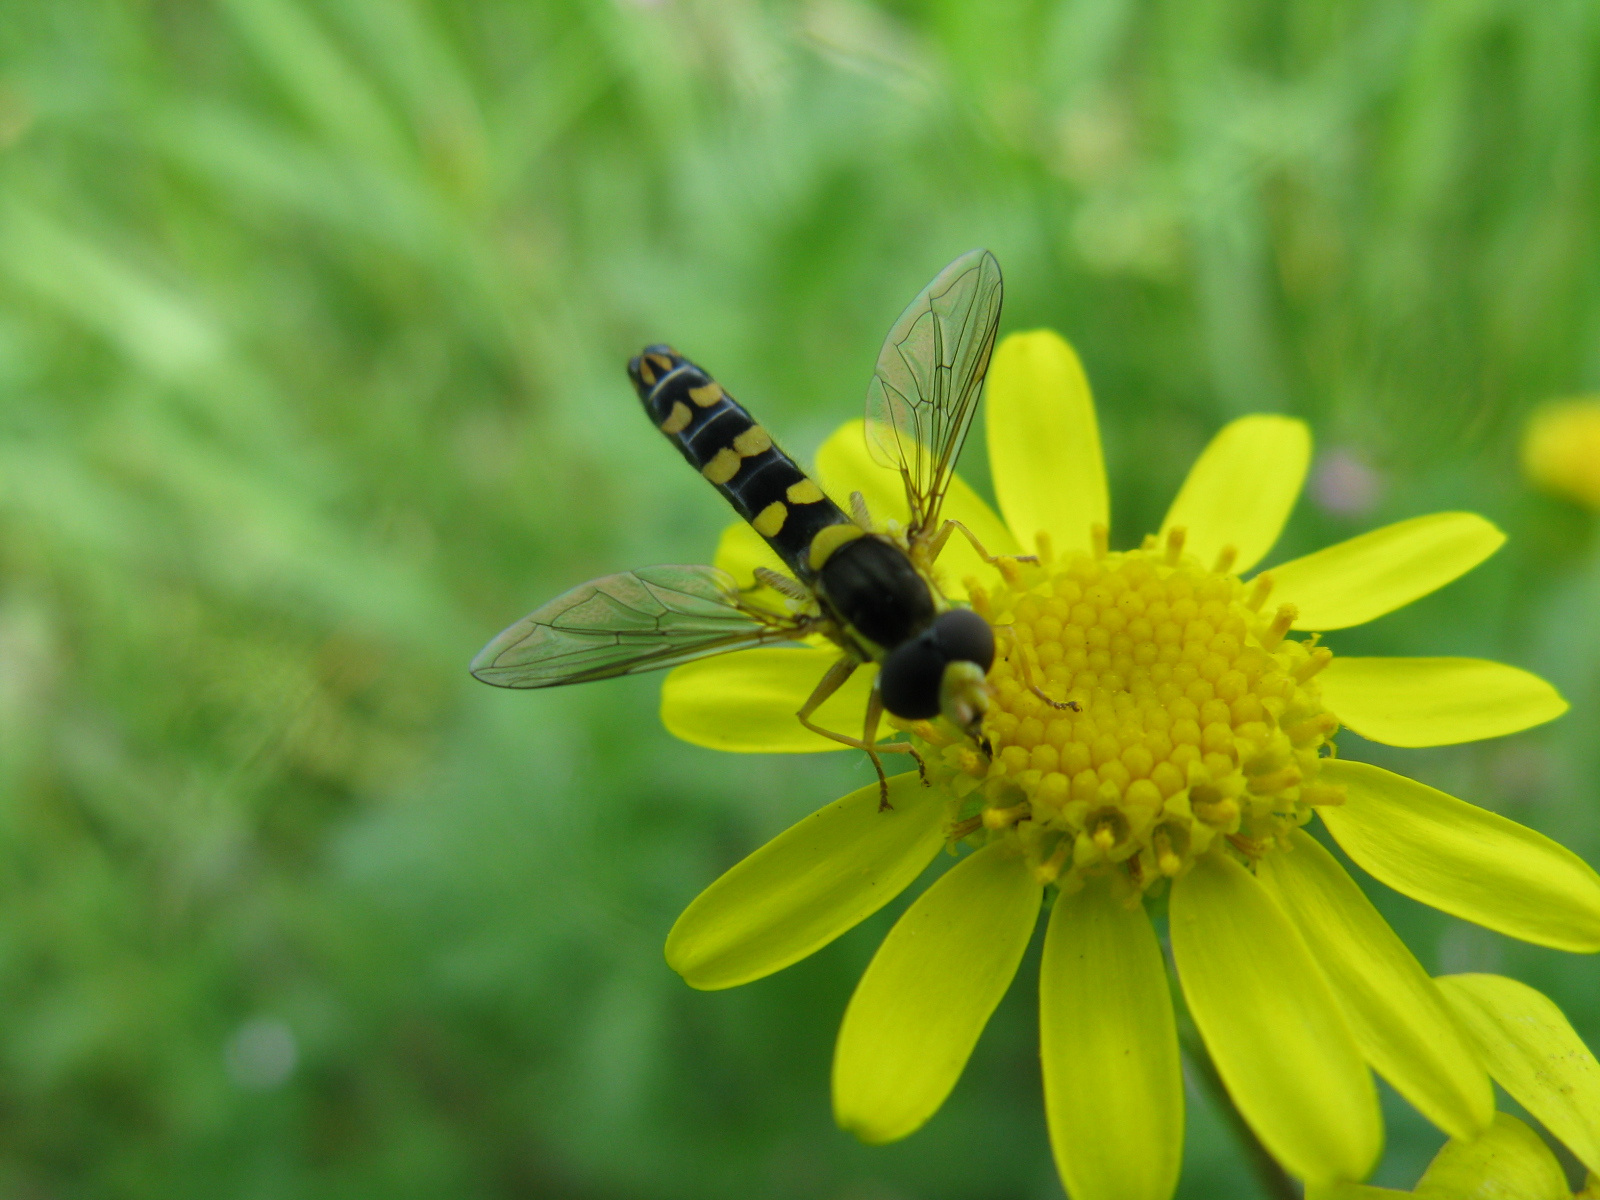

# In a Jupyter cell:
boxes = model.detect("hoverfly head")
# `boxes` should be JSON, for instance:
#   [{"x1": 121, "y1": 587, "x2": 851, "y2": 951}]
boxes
[
  {"x1": 879, "y1": 608, "x2": 994, "y2": 741},
  {"x1": 933, "y1": 608, "x2": 995, "y2": 739}
]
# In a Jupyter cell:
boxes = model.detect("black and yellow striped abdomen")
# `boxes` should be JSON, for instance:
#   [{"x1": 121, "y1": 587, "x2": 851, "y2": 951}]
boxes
[{"x1": 628, "y1": 344, "x2": 854, "y2": 584}]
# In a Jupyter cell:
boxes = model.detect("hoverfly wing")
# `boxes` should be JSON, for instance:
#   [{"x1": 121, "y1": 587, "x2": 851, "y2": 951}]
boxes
[
  {"x1": 864, "y1": 249, "x2": 1003, "y2": 539},
  {"x1": 471, "y1": 564, "x2": 813, "y2": 688}
]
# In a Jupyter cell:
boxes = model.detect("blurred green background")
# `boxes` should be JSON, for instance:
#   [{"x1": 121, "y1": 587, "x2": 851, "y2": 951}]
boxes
[{"x1": 2, "y1": 0, "x2": 1599, "y2": 1195}]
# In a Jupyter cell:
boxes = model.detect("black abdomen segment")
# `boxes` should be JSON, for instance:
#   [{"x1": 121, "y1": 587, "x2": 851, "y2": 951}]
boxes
[{"x1": 628, "y1": 345, "x2": 850, "y2": 583}]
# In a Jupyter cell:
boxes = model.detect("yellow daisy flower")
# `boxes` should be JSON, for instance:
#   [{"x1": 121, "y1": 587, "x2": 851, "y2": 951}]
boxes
[
  {"x1": 1313, "y1": 972, "x2": 1600, "y2": 1199},
  {"x1": 660, "y1": 329, "x2": 1600, "y2": 1196}
]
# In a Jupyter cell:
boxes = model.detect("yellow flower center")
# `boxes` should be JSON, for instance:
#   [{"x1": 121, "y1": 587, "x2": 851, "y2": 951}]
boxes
[{"x1": 924, "y1": 527, "x2": 1346, "y2": 899}]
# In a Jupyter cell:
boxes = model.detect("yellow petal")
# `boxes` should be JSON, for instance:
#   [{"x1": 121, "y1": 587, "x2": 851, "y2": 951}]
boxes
[
  {"x1": 713, "y1": 519, "x2": 787, "y2": 589},
  {"x1": 1160, "y1": 415, "x2": 1311, "y2": 574},
  {"x1": 1040, "y1": 880, "x2": 1182, "y2": 1200},
  {"x1": 661, "y1": 647, "x2": 874, "y2": 753},
  {"x1": 1305, "y1": 1187, "x2": 1409, "y2": 1200},
  {"x1": 1170, "y1": 852, "x2": 1381, "y2": 1185},
  {"x1": 1267, "y1": 512, "x2": 1504, "y2": 631},
  {"x1": 815, "y1": 419, "x2": 1018, "y2": 589},
  {"x1": 1414, "y1": 1112, "x2": 1570, "y2": 1200},
  {"x1": 815, "y1": 419, "x2": 909, "y2": 524},
  {"x1": 985, "y1": 330, "x2": 1108, "y2": 555},
  {"x1": 665, "y1": 772, "x2": 944, "y2": 990},
  {"x1": 1318, "y1": 760, "x2": 1600, "y2": 953},
  {"x1": 1436, "y1": 973, "x2": 1600, "y2": 1176},
  {"x1": 833, "y1": 841, "x2": 1040, "y2": 1144},
  {"x1": 1258, "y1": 831, "x2": 1493, "y2": 1141},
  {"x1": 1321, "y1": 657, "x2": 1569, "y2": 747}
]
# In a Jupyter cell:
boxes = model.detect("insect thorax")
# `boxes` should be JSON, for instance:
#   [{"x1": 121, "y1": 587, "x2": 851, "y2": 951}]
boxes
[{"x1": 814, "y1": 535, "x2": 936, "y2": 656}]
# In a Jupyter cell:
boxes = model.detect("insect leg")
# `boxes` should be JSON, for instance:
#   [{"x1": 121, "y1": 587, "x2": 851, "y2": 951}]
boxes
[
  {"x1": 859, "y1": 686, "x2": 927, "y2": 810},
  {"x1": 849, "y1": 490, "x2": 872, "y2": 530},
  {"x1": 927, "y1": 519, "x2": 1040, "y2": 567},
  {"x1": 995, "y1": 624, "x2": 1080, "y2": 713},
  {"x1": 796, "y1": 657, "x2": 920, "y2": 810},
  {"x1": 752, "y1": 566, "x2": 811, "y2": 601}
]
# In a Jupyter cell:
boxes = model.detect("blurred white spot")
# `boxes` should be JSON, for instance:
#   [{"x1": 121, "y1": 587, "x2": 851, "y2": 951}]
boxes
[
  {"x1": 1311, "y1": 447, "x2": 1383, "y2": 517},
  {"x1": 1487, "y1": 743, "x2": 1553, "y2": 804},
  {"x1": 226, "y1": 1018, "x2": 298, "y2": 1090},
  {"x1": 1436, "y1": 920, "x2": 1505, "y2": 976}
]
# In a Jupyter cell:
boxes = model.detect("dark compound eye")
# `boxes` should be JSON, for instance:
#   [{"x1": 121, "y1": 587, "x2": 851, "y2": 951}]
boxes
[
  {"x1": 932, "y1": 608, "x2": 994, "y2": 672},
  {"x1": 878, "y1": 633, "x2": 944, "y2": 720}
]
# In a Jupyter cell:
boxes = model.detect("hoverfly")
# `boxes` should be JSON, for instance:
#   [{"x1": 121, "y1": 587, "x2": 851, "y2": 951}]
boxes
[{"x1": 471, "y1": 250, "x2": 1012, "y2": 805}]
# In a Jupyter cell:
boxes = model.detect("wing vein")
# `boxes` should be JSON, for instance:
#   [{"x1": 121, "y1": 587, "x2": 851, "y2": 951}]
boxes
[
  {"x1": 471, "y1": 565, "x2": 817, "y2": 688},
  {"x1": 864, "y1": 249, "x2": 1003, "y2": 540}
]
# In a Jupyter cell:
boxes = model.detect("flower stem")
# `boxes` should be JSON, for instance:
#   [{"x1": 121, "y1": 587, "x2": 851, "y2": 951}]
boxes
[{"x1": 1176, "y1": 1013, "x2": 1298, "y2": 1200}]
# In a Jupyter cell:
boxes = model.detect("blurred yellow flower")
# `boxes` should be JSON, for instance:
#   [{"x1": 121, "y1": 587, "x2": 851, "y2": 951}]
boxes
[
  {"x1": 660, "y1": 330, "x2": 1600, "y2": 1198},
  {"x1": 1523, "y1": 397, "x2": 1600, "y2": 511}
]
